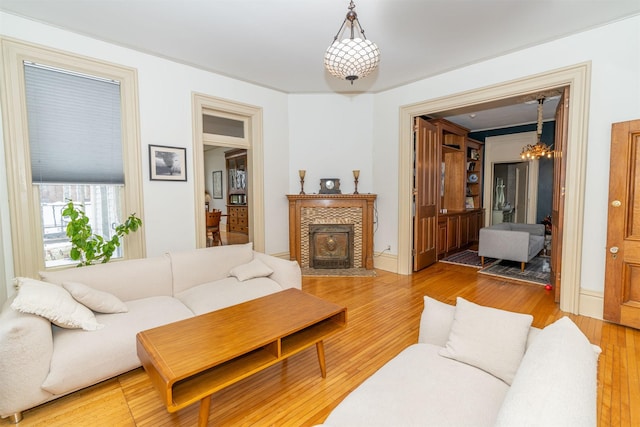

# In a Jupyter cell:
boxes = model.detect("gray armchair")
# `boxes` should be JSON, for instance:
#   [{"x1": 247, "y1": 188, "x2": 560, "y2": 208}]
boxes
[{"x1": 478, "y1": 223, "x2": 545, "y2": 271}]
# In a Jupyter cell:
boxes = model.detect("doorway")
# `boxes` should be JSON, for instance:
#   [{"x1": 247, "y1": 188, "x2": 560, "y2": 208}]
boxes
[
  {"x1": 203, "y1": 145, "x2": 250, "y2": 246},
  {"x1": 491, "y1": 161, "x2": 529, "y2": 225},
  {"x1": 398, "y1": 63, "x2": 590, "y2": 315},
  {"x1": 192, "y1": 93, "x2": 265, "y2": 252}
]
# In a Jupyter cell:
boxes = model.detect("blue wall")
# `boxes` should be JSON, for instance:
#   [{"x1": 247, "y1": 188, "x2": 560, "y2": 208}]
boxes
[{"x1": 469, "y1": 122, "x2": 555, "y2": 224}]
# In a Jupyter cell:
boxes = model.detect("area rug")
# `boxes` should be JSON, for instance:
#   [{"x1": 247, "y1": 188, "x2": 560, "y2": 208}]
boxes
[
  {"x1": 302, "y1": 268, "x2": 377, "y2": 277},
  {"x1": 478, "y1": 256, "x2": 551, "y2": 286},
  {"x1": 440, "y1": 250, "x2": 497, "y2": 269}
]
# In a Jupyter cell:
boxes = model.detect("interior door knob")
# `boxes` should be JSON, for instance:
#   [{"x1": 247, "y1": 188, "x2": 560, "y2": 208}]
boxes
[
  {"x1": 610, "y1": 246, "x2": 619, "y2": 259},
  {"x1": 611, "y1": 200, "x2": 622, "y2": 207}
]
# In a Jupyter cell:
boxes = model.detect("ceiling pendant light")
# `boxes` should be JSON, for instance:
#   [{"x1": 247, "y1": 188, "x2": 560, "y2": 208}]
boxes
[
  {"x1": 520, "y1": 96, "x2": 555, "y2": 160},
  {"x1": 324, "y1": 0, "x2": 380, "y2": 84}
]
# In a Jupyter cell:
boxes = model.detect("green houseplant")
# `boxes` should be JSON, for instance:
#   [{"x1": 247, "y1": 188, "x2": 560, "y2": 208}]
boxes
[{"x1": 62, "y1": 200, "x2": 142, "y2": 267}]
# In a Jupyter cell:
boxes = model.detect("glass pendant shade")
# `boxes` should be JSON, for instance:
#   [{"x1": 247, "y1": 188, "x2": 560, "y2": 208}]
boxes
[
  {"x1": 324, "y1": 1, "x2": 380, "y2": 83},
  {"x1": 324, "y1": 38, "x2": 380, "y2": 82}
]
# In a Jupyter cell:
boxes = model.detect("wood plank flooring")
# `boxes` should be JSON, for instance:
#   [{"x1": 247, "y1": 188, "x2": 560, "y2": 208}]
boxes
[{"x1": 3, "y1": 262, "x2": 639, "y2": 426}]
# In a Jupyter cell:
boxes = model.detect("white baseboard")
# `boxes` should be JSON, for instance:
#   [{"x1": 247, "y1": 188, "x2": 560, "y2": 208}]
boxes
[
  {"x1": 374, "y1": 252, "x2": 398, "y2": 273},
  {"x1": 579, "y1": 289, "x2": 604, "y2": 320}
]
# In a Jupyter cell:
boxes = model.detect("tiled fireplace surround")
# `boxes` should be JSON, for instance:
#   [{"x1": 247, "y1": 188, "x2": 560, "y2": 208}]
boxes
[{"x1": 287, "y1": 194, "x2": 377, "y2": 270}]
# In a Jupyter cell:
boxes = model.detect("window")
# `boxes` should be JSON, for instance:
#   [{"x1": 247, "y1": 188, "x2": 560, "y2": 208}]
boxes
[
  {"x1": 24, "y1": 62, "x2": 126, "y2": 267},
  {"x1": 0, "y1": 38, "x2": 145, "y2": 277},
  {"x1": 202, "y1": 110, "x2": 249, "y2": 146}
]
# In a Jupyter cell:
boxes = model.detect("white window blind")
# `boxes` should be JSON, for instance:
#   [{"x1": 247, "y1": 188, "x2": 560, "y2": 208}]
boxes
[{"x1": 24, "y1": 62, "x2": 124, "y2": 184}]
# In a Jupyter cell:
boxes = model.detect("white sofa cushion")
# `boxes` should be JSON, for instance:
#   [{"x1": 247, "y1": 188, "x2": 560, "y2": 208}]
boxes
[
  {"x1": 323, "y1": 343, "x2": 510, "y2": 427},
  {"x1": 439, "y1": 297, "x2": 533, "y2": 385},
  {"x1": 63, "y1": 281, "x2": 128, "y2": 313},
  {"x1": 494, "y1": 316, "x2": 601, "y2": 426},
  {"x1": 252, "y1": 252, "x2": 302, "y2": 290},
  {"x1": 41, "y1": 296, "x2": 194, "y2": 395},
  {"x1": 418, "y1": 296, "x2": 456, "y2": 346},
  {"x1": 40, "y1": 254, "x2": 173, "y2": 301},
  {"x1": 229, "y1": 258, "x2": 274, "y2": 281},
  {"x1": 170, "y1": 242, "x2": 255, "y2": 294},
  {"x1": 419, "y1": 296, "x2": 540, "y2": 350},
  {"x1": 11, "y1": 278, "x2": 103, "y2": 331},
  {"x1": 175, "y1": 276, "x2": 283, "y2": 315}
]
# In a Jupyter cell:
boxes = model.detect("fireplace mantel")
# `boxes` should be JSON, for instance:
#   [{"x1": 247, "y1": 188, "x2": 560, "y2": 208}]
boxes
[{"x1": 287, "y1": 194, "x2": 377, "y2": 270}]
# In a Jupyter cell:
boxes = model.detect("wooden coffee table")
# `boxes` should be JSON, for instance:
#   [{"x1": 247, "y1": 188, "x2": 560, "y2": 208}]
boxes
[{"x1": 136, "y1": 288, "x2": 347, "y2": 426}]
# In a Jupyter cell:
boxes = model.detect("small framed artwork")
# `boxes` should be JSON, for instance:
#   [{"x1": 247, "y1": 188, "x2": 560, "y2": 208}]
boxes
[
  {"x1": 149, "y1": 145, "x2": 187, "y2": 181},
  {"x1": 212, "y1": 170, "x2": 223, "y2": 199}
]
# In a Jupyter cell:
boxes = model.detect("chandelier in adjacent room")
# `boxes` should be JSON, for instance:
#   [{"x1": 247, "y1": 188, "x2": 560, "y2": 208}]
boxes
[
  {"x1": 520, "y1": 96, "x2": 554, "y2": 160},
  {"x1": 324, "y1": 0, "x2": 380, "y2": 84}
]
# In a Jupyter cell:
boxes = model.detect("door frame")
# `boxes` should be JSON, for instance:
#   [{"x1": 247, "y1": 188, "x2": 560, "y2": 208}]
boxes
[
  {"x1": 483, "y1": 132, "x2": 539, "y2": 225},
  {"x1": 398, "y1": 62, "x2": 591, "y2": 314},
  {"x1": 192, "y1": 93, "x2": 265, "y2": 252}
]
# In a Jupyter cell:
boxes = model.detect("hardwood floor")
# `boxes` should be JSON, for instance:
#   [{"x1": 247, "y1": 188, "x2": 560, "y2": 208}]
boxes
[
  {"x1": 220, "y1": 230, "x2": 249, "y2": 246},
  {"x1": 4, "y1": 262, "x2": 639, "y2": 426}
]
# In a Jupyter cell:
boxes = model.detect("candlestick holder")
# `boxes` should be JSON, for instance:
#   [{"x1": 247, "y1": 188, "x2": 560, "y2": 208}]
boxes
[
  {"x1": 353, "y1": 170, "x2": 360, "y2": 194},
  {"x1": 299, "y1": 170, "x2": 306, "y2": 195}
]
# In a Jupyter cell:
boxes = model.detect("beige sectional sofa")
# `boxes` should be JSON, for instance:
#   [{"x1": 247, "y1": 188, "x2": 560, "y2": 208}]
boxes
[
  {"x1": 320, "y1": 296, "x2": 601, "y2": 427},
  {"x1": 0, "y1": 243, "x2": 301, "y2": 423}
]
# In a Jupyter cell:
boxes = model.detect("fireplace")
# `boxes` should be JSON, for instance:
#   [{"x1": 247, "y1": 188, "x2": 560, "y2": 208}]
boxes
[
  {"x1": 287, "y1": 194, "x2": 377, "y2": 270},
  {"x1": 309, "y1": 224, "x2": 354, "y2": 269}
]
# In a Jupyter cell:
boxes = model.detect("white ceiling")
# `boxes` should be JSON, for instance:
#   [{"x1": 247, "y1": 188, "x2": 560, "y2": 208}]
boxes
[{"x1": 2, "y1": 0, "x2": 639, "y2": 130}]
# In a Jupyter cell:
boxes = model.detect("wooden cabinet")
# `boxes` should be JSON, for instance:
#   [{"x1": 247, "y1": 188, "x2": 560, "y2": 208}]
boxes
[
  {"x1": 428, "y1": 118, "x2": 484, "y2": 213},
  {"x1": 431, "y1": 118, "x2": 467, "y2": 211},
  {"x1": 427, "y1": 118, "x2": 485, "y2": 259},
  {"x1": 437, "y1": 210, "x2": 484, "y2": 258},
  {"x1": 228, "y1": 205, "x2": 248, "y2": 234},
  {"x1": 465, "y1": 138, "x2": 484, "y2": 210},
  {"x1": 226, "y1": 149, "x2": 248, "y2": 234}
]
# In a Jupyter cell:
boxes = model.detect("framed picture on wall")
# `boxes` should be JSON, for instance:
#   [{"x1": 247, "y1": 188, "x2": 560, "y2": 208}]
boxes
[
  {"x1": 149, "y1": 145, "x2": 187, "y2": 181},
  {"x1": 212, "y1": 170, "x2": 223, "y2": 199}
]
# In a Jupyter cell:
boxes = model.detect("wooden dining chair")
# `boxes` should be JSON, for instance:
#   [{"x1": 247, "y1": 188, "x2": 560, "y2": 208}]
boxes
[{"x1": 206, "y1": 210, "x2": 223, "y2": 247}]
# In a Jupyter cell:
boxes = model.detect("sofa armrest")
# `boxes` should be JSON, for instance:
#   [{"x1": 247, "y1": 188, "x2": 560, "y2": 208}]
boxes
[
  {"x1": 253, "y1": 252, "x2": 302, "y2": 290},
  {"x1": 0, "y1": 299, "x2": 53, "y2": 418},
  {"x1": 478, "y1": 228, "x2": 531, "y2": 262},
  {"x1": 495, "y1": 317, "x2": 600, "y2": 426}
]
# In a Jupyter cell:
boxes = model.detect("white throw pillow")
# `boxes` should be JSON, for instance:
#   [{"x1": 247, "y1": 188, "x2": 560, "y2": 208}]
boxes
[
  {"x1": 63, "y1": 281, "x2": 128, "y2": 314},
  {"x1": 418, "y1": 295, "x2": 456, "y2": 346},
  {"x1": 229, "y1": 258, "x2": 274, "y2": 282},
  {"x1": 11, "y1": 277, "x2": 103, "y2": 331},
  {"x1": 494, "y1": 316, "x2": 601, "y2": 426},
  {"x1": 439, "y1": 297, "x2": 533, "y2": 385}
]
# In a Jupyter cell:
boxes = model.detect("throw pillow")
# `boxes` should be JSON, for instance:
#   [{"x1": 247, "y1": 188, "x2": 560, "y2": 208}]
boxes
[
  {"x1": 494, "y1": 316, "x2": 601, "y2": 426},
  {"x1": 229, "y1": 258, "x2": 274, "y2": 282},
  {"x1": 418, "y1": 296, "x2": 456, "y2": 346},
  {"x1": 438, "y1": 297, "x2": 533, "y2": 385},
  {"x1": 63, "y1": 281, "x2": 128, "y2": 314},
  {"x1": 11, "y1": 277, "x2": 103, "y2": 331}
]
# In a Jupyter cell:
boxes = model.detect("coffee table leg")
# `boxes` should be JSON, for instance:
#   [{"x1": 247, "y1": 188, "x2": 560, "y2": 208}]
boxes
[
  {"x1": 316, "y1": 340, "x2": 327, "y2": 378},
  {"x1": 198, "y1": 395, "x2": 211, "y2": 427}
]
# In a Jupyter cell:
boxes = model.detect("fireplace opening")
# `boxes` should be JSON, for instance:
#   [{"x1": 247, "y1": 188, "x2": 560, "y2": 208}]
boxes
[{"x1": 309, "y1": 224, "x2": 354, "y2": 269}]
